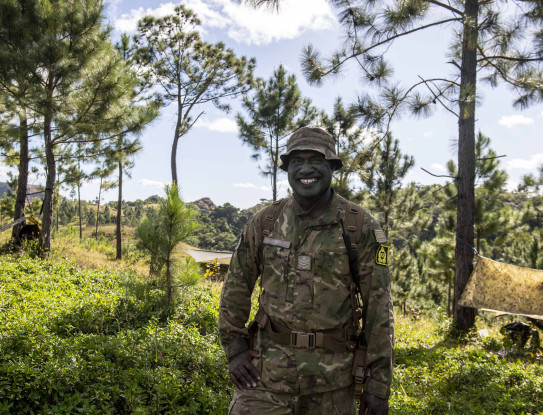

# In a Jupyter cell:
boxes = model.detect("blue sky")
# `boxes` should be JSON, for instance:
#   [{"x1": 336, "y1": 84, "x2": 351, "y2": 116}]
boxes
[{"x1": 2, "y1": 0, "x2": 543, "y2": 209}]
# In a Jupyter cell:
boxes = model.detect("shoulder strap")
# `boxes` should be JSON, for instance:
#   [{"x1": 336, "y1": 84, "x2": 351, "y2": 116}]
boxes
[
  {"x1": 344, "y1": 200, "x2": 366, "y2": 248},
  {"x1": 339, "y1": 201, "x2": 370, "y2": 345},
  {"x1": 260, "y1": 198, "x2": 288, "y2": 237}
]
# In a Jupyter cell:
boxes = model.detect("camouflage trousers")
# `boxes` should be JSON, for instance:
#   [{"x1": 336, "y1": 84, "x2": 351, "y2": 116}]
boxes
[{"x1": 228, "y1": 384, "x2": 356, "y2": 415}]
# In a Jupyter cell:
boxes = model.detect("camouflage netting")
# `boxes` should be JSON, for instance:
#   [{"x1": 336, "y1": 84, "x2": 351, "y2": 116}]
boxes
[{"x1": 459, "y1": 256, "x2": 543, "y2": 319}]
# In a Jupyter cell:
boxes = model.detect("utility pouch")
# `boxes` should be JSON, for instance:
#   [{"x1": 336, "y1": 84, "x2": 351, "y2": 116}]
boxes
[
  {"x1": 352, "y1": 345, "x2": 367, "y2": 398},
  {"x1": 247, "y1": 308, "x2": 269, "y2": 350},
  {"x1": 247, "y1": 320, "x2": 258, "y2": 350}
]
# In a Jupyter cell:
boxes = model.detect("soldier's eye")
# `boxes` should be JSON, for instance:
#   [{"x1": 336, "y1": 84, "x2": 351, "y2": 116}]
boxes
[{"x1": 291, "y1": 158, "x2": 303, "y2": 165}]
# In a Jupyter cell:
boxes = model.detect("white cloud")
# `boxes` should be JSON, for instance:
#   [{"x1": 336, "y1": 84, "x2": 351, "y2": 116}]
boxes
[
  {"x1": 114, "y1": 3, "x2": 177, "y2": 33},
  {"x1": 221, "y1": 0, "x2": 336, "y2": 45},
  {"x1": 506, "y1": 153, "x2": 543, "y2": 171},
  {"x1": 430, "y1": 163, "x2": 447, "y2": 173},
  {"x1": 140, "y1": 179, "x2": 165, "y2": 189},
  {"x1": 114, "y1": 0, "x2": 336, "y2": 45},
  {"x1": 423, "y1": 131, "x2": 434, "y2": 138},
  {"x1": 505, "y1": 180, "x2": 518, "y2": 192},
  {"x1": 234, "y1": 182, "x2": 257, "y2": 188},
  {"x1": 234, "y1": 182, "x2": 269, "y2": 191},
  {"x1": 0, "y1": 163, "x2": 13, "y2": 179},
  {"x1": 196, "y1": 117, "x2": 238, "y2": 133},
  {"x1": 498, "y1": 114, "x2": 534, "y2": 128}
]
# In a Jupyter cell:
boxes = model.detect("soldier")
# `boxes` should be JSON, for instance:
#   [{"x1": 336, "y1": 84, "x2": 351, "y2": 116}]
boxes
[{"x1": 219, "y1": 126, "x2": 394, "y2": 415}]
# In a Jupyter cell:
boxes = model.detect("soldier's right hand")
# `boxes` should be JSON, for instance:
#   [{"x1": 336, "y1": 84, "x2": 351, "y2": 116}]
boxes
[{"x1": 228, "y1": 350, "x2": 261, "y2": 389}]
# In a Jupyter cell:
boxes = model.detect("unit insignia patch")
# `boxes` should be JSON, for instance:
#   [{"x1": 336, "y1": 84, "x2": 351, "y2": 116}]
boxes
[{"x1": 375, "y1": 245, "x2": 389, "y2": 266}]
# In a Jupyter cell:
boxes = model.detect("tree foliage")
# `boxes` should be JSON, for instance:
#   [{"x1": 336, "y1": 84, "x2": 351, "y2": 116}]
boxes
[
  {"x1": 320, "y1": 97, "x2": 374, "y2": 199},
  {"x1": 0, "y1": 0, "x2": 157, "y2": 251},
  {"x1": 236, "y1": 65, "x2": 318, "y2": 201},
  {"x1": 135, "y1": 184, "x2": 198, "y2": 305},
  {"x1": 133, "y1": 5, "x2": 255, "y2": 184}
]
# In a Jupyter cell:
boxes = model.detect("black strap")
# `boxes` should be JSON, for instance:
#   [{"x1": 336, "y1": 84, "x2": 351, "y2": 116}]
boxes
[{"x1": 339, "y1": 217, "x2": 368, "y2": 347}]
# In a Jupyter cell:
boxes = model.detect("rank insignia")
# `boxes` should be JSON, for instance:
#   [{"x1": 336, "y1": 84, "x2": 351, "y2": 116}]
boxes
[
  {"x1": 297, "y1": 255, "x2": 312, "y2": 271},
  {"x1": 375, "y1": 245, "x2": 389, "y2": 266},
  {"x1": 374, "y1": 229, "x2": 387, "y2": 243}
]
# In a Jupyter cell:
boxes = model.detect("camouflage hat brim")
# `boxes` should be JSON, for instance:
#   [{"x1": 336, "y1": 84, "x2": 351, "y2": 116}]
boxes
[{"x1": 279, "y1": 126, "x2": 343, "y2": 172}]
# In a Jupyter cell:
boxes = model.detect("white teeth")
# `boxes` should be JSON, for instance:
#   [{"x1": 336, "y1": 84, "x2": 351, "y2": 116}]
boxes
[{"x1": 300, "y1": 178, "x2": 317, "y2": 184}]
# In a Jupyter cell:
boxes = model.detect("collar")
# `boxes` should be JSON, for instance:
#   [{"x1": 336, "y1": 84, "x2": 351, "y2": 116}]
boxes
[{"x1": 292, "y1": 188, "x2": 340, "y2": 226}]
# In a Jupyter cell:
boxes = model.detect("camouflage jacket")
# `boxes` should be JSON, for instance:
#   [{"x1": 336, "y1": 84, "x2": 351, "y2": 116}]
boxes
[{"x1": 219, "y1": 192, "x2": 394, "y2": 398}]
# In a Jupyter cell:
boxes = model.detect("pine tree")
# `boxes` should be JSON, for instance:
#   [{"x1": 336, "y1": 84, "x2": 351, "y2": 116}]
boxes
[
  {"x1": 133, "y1": 5, "x2": 255, "y2": 185},
  {"x1": 294, "y1": 0, "x2": 543, "y2": 332},
  {"x1": 111, "y1": 33, "x2": 155, "y2": 260},
  {"x1": 423, "y1": 132, "x2": 515, "y2": 313},
  {"x1": 236, "y1": 65, "x2": 318, "y2": 201},
  {"x1": 360, "y1": 133, "x2": 418, "y2": 238},
  {"x1": 0, "y1": 1, "x2": 40, "y2": 241},
  {"x1": 320, "y1": 97, "x2": 374, "y2": 199},
  {"x1": 0, "y1": 0, "x2": 155, "y2": 251},
  {"x1": 135, "y1": 184, "x2": 198, "y2": 304}
]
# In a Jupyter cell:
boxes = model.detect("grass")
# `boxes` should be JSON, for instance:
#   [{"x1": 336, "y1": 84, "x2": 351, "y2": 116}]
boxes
[
  {"x1": 0, "y1": 235, "x2": 541, "y2": 414},
  {"x1": 392, "y1": 314, "x2": 543, "y2": 414}
]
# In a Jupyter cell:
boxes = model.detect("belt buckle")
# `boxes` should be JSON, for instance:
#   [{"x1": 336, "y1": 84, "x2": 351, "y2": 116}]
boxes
[{"x1": 291, "y1": 331, "x2": 315, "y2": 348}]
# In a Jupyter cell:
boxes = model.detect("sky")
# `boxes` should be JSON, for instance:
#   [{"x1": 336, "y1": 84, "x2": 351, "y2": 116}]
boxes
[{"x1": 2, "y1": 0, "x2": 543, "y2": 209}]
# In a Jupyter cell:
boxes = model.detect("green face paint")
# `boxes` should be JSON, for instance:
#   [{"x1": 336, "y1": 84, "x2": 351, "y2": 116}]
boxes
[{"x1": 287, "y1": 150, "x2": 333, "y2": 203}]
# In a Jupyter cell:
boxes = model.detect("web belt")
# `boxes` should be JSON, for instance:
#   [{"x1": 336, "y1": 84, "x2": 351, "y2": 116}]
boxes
[{"x1": 252, "y1": 309, "x2": 349, "y2": 353}]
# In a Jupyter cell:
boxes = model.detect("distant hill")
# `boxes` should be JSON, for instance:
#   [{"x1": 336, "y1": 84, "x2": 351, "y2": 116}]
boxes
[
  {"x1": 0, "y1": 182, "x2": 44, "y2": 201},
  {"x1": 191, "y1": 197, "x2": 216, "y2": 214},
  {"x1": 0, "y1": 182, "x2": 8, "y2": 197}
]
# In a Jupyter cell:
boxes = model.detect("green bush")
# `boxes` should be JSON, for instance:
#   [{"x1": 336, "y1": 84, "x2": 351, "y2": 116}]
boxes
[{"x1": 0, "y1": 255, "x2": 231, "y2": 414}]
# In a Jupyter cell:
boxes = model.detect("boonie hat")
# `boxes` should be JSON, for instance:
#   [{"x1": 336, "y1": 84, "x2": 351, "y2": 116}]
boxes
[{"x1": 279, "y1": 126, "x2": 343, "y2": 171}]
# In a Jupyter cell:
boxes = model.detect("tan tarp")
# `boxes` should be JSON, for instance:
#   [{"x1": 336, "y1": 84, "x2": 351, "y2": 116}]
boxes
[
  {"x1": 459, "y1": 256, "x2": 543, "y2": 319},
  {"x1": 182, "y1": 248, "x2": 232, "y2": 266}
]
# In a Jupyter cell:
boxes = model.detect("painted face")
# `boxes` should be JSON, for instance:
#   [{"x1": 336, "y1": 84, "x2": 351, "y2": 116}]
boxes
[{"x1": 287, "y1": 150, "x2": 333, "y2": 202}]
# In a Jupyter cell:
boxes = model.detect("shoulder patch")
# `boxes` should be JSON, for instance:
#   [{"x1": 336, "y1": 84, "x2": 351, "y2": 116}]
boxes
[
  {"x1": 374, "y1": 229, "x2": 387, "y2": 243},
  {"x1": 375, "y1": 245, "x2": 389, "y2": 266}
]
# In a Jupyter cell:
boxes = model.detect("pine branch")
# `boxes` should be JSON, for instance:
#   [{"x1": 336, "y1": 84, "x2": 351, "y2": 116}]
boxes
[
  {"x1": 318, "y1": 18, "x2": 461, "y2": 79},
  {"x1": 421, "y1": 167, "x2": 457, "y2": 179}
]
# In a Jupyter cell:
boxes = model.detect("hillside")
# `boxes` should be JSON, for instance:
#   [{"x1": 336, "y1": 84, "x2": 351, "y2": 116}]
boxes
[{"x1": 0, "y1": 249, "x2": 541, "y2": 414}]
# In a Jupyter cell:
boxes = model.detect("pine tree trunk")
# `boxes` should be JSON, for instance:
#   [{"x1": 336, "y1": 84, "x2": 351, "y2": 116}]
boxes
[
  {"x1": 78, "y1": 181, "x2": 82, "y2": 239},
  {"x1": 454, "y1": 0, "x2": 479, "y2": 332},
  {"x1": 40, "y1": 117, "x2": 56, "y2": 252},
  {"x1": 95, "y1": 177, "x2": 102, "y2": 241},
  {"x1": 12, "y1": 113, "x2": 29, "y2": 241},
  {"x1": 448, "y1": 272, "x2": 452, "y2": 317},
  {"x1": 55, "y1": 170, "x2": 60, "y2": 234},
  {"x1": 116, "y1": 160, "x2": 122, "y2": 260},
  {"x1": 171, "y1": 104, "x2": 183, "y2": 185},
  {"x1": 272, "y1": 134, "x2": 278, "y2": 202}
]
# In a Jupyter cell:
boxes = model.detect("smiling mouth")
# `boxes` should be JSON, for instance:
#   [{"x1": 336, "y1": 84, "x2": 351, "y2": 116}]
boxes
[{"x1": 300, "y1": 178, "x2": 318, "y2": 185}]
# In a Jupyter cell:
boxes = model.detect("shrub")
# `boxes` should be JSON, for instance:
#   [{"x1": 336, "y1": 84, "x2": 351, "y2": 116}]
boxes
[{"x1": 0, "y1": 254, "x2": 231, "y2": 414}]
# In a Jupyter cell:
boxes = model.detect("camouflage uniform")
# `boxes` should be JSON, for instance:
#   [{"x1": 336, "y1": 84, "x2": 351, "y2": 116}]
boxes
[{"x1": 219, "y1": 192, "x2": 394, "y2": 411}]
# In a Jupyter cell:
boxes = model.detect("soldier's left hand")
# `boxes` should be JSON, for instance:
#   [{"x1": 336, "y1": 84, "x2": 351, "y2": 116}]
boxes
[{"x1": 358, "y1": 391, "x2": 389, "y2": 415}]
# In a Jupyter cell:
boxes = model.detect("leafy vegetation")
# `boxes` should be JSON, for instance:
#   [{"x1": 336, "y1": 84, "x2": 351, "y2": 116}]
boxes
[
  {"x1": 0, "y1": 251, "x2": 541, "y2": 414},
  {"x1": 0, "y1": 253, "x2": 230, "y2": 414}
]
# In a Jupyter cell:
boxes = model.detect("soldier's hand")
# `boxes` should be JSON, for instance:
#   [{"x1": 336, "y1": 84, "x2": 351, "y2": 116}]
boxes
[
  {"x1": 358, "y1": 391, "x2": 389, "y2": 415},
  {"x1": 228, "y1": 350, "x2": 261, "y2": 389}
]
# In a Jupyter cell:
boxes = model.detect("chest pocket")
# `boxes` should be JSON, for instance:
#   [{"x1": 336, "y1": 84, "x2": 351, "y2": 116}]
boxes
[
  {"x1": 260, "y1": 243, "x2": 289, "y2": 318},
  {"x1": 312, "y1": 248, "x2": 352, "y2": 327}
]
